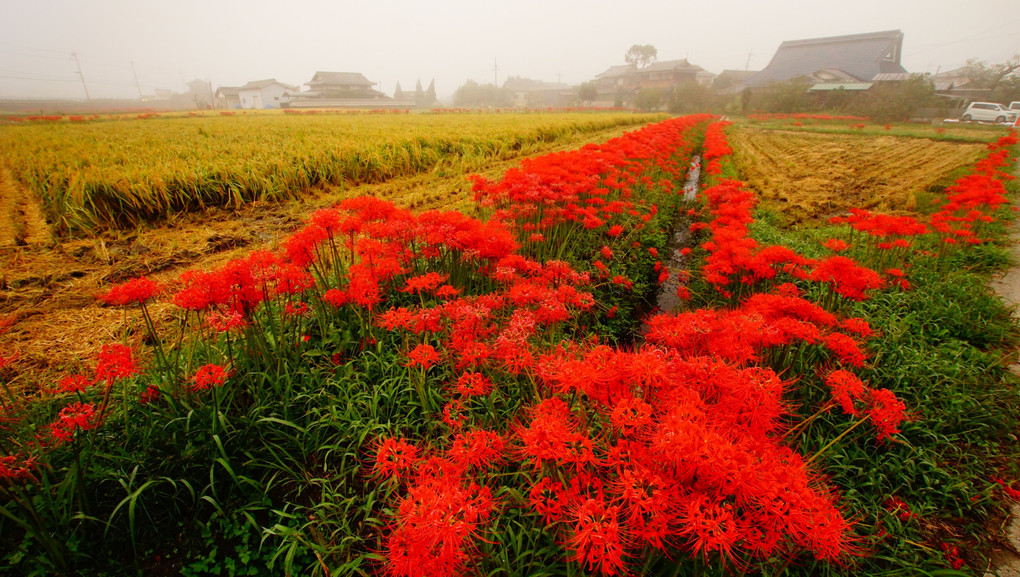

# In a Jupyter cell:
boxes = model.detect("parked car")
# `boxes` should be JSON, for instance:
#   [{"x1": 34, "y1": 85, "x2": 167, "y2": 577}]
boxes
[
  {"x1": 1009, "y1": 101, "x2": 1020, "y2": 114},
  {"x1": 961, "y1": 102, "x2": 1017, "y2": 123}
]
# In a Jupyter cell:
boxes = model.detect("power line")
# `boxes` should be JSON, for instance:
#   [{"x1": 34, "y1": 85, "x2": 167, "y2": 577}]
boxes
[
  {"x1": 0, "y1": 74, "x2": 78, "y2": 83},
  {"x1": 911, "y1": 19, "x2": 1020, "y2": 53}
]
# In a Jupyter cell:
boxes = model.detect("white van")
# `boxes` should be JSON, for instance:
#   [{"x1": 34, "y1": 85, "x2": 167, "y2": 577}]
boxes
[{"x1": 961, "y1": 102, "x2": 1016, "y2": 124}]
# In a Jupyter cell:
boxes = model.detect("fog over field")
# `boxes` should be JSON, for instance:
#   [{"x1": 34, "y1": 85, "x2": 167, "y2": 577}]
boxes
[{"x1": 0, "y1": 0, "x2": 1017, "y2": 100}]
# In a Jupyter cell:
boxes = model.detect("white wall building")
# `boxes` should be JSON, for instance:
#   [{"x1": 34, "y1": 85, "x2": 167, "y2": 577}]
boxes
[{"x1": 237, "y1": 79, "x2": 293, "y2": 109}]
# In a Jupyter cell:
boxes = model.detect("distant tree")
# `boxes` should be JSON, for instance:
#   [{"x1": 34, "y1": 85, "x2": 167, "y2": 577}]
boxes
[
  {"x1": 453, "y1": 80, "x2": 509, "y2": 107},
  {"x1": 625, "y1": 45, "x2": 658, "y2": 70},
  {"x1": 425, "y1": 79, "x2": 437, "y2": 104},
  {"x1": 962, "y1": 56, "x2": 1019, "y2": 88},
  {"x1": 393, "y1": 82, "x2": 404, "y2": 100},
  {"x1": 964, "y1": 55, "x2": 1020, "y2": 104},
  {"x1": 578, "y1": 81, "x2": 598, "y2": 105},
  {"x1": 850, "y1": 75, "x2": 940, "y2": 122},
  {"x1": 667, "y1": 81, "x2": 718, "y2": 114},
  {"x1": 748, "y1": 78, "x2": 815, "y2": 114},
  {"x1": 634, "y1": 87, "x2": 664, "y2": 111}
]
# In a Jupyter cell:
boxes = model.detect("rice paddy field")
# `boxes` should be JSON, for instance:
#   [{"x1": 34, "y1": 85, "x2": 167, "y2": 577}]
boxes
[
  {"x1": 0, "y1": 110, "x2": 663, "y2": 233},
  {"x1": 0, "y1": 111, "x2": 1019, "y2": 577}
]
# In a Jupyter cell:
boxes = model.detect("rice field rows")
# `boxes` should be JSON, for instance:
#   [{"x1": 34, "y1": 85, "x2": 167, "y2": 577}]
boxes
[
  {"x1": 0, "y1": 111, "x2": 662, "y2": 234},
  {"x1": 731, "y1": 127, "x2": 986, "y2": 222}
]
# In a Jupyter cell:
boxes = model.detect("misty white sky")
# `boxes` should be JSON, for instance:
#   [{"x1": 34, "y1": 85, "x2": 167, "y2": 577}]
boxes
[{"x1": 1, "y1": 0, "x2": 1018, "y2": 100}]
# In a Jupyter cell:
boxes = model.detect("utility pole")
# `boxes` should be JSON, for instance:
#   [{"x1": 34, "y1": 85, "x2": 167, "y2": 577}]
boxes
[
  {"x1": 131, "y1": 61, "x2": 143, "y2": 99},
  {"x1": 494, "y1": 58, "x2": 498, "y2": 87},
  {"x1": 71, "y1": 52, "x2": 90, "y2": 100},
  {"x1": 745, "y1": 51, "x2": 753, "y2": 71}
]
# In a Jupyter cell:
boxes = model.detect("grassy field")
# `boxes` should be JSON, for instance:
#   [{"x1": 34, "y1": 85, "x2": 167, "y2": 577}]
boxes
[{"x1": 0, "y1": 111, "x2": 663, "y2": 234}]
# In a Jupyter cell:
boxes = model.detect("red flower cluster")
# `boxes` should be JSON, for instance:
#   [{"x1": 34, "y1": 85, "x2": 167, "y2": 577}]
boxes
[
  {"x1": 516, "y1": 344, "x2": 858, "y2": 571},
  {"x1": 94, "y1": 344, "x2": 138, "y2": 384},
  {"x1": 470, "y1": 115, "x2": 712, "y2": 244},
  {"x1": 833, "y1": 209, "x2": 928, "y2": 238},
  {"x1": 883, "y1": 496, "x2": 918, "y2": 521},
  {"x1": 701, "y1": 120, "x2": 733, "y2": 175},
  {"x1": 0, "y1": 454, "x2": 36, "y2": 482},
  {"x1": 49, "y1": 402, "x2": 100, "y2": 444},
  {"x1": 929, "y1": 132, "x2": 1016, "y2": 244},
  {"x1": 375, "y1": 434, "x2": 501, "y2": 577},
  {"x1": 646, "y1": 288, "x2": 871, "y2": 367},
  {"x1": 192, "y1": 363, "x2": 229, "y2": 391},
  {"x1": 695, "y1": 124, "x2": 887, "y2": 301},
  {"x1": 97, "y1": 276, "x2": 163, "y2": 306}
]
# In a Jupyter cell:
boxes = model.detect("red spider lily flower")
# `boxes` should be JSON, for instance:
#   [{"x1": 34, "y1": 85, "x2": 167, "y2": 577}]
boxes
[
  {"x1": 823, "y1": 238, "x2": 849, "y2": 252},
  {"x1": 607, "y1": 225, "x2": 624, "y2": 237},
  {"x1": 383, "y1": 474, "x2": 496, "y2": 577},
  {"x1": 94, "y1": 344, "x2": 138, "y2": 384},
  {"x1": 192, "y1": 363, "x2": 229, "y2": 392},
  {"x1": 824, "y1": 333, "x2": 869, "y2": 367},
  {"x1": 443, "y1": 399, "x2": 465, "y2": 430},
  {"x1": 0, "y1": 454, "x2": 36, "y2": 482},
  {"x1": 680, "y1": 247, "x2": 691, "y2": 256},
  {"x1": 448, "y1": 429, "x2": 505, "y2": 471},
  {"x1": 600, "y1": 246, "x2": 614, "y2": 260},
  {"x1": 49, "y1": 402, "x2": 100, "y2": 444},
  {"x1": 283, "y1": 301, "x2": 309, "y2": 317},
  {"x1": 825, "y1": 370, "x2": 866, "y2": 416},
  {"x1": 566, "y1": 498, "x2": 629, "y2": 576},
  {"x1": 609, "y1": 397, "x2": 653, "y2": 437},
  {"x1": 648, "y1": 247, "x2": 659, "y2": 257},
  {"x1": 97, "y1": 276, "x2": 163, "y2": 306},
  {"x1": 406, "y1": 344, "x2": 440, "y2": 370},
  {"x1": 434, "y1": 285, "x2": 460, "y2": 299},
  {"x1": 56, "y1": 374, "x2": 92, "y2": 394},
  {"x1": 206, "y1": 310, "x2": 247, "y2": 333},
  {"x1": 939, "y1": 542, "x2": 965, "y2": 570},
  {"x1": 810, "y1": 257, "x2": 885, "y2": 301},
  {"x1": 529, "y1": 476, "x2": 568, "y2": 524},
  {"x1": 867, "y1": 388, "x2": 906, "y2": 442},
  {"x1": 139, "y1": 385, "x2": 161, "y2": 405},
  {"x1": 378, "y1": 307, "x2": 414, "y2": 331},
  {"x1": 840, "y1": 317, "x2": 875, "y2": 338},
  {"x1": 321, "y1": 288, "x2": 350, "y2": 308},
  {"x1": 401, "y1": 272, "x2": 450, "y2": 294},
  {"x1": 883, "y1": 496, "x2": 918, "y2": 521},
  {"x1": 991, "y1": 477, "x2": 1020, "y2": 501},
  {"x1": 454, "y1": 372, "x2": 493, "y2": 397},
  {"x1": 606, "y1": 305, "x2": 618, "y2": 318},
  {"x1": 372, "y1": 436, "x2": 420, "y2": 481}
]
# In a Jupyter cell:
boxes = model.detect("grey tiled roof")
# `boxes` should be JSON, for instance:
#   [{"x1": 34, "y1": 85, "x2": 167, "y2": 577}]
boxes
[
  {"x1": 595, "y1": 65, "x2": 635, "y2": 79},
  {"x1": 239, "y1": 78, "x2": 291, "y2": 90},
  {"x1": 643, "y1": 59, "x2": 703, "y2": 73},
  {"x1": 307, "y1": 71, "x2": 375, "y2": 87},
  {"x1": 745, "y1": 30, "x2": 907, "y2": 87}
]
